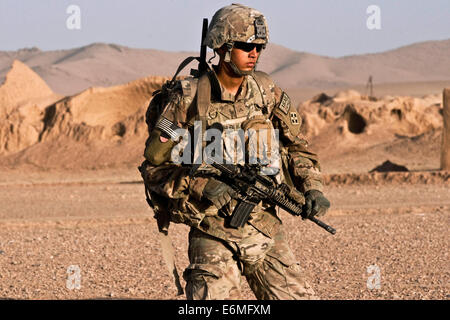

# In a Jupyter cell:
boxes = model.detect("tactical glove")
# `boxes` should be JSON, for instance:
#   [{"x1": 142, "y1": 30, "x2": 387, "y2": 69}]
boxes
[
  {"x1": 202, "y1": 178, "x2": 235, "y2": 209},
  {"x1": 302, "y1": 190, "x2": 330, "y2": 219}
]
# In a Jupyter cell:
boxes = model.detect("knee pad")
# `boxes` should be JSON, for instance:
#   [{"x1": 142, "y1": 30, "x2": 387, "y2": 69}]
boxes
[
  {"x1": 183, "y1": 264, "x2": 222, "y2": 300},
  {"x1": 184, "y1": 270, "x2": 209, "y2": 300}
]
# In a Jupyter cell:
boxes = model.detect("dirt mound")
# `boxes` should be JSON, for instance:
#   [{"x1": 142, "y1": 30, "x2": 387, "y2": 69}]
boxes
[
  {"x1": 300, "y1": 90, "x2": 442, "y2": 138},
  {"x1": 0, "y1": 60, "x2": 62, "y2": 155},
  {"x1": 0, "y1": 60, "x2": 55, "y2": 110},
  {"x1": 39, "y1": 76, "x2": 168, "y2": 142},
  {"x1": 323, "y1": 171, "x2": 450, "y2": 186},
  {"x1": 0, "y1": 67, "x2": 168, "y2": 169},
  {"x1": 299, "y1": 90, "x2": 443, "y2": 173},
  {"x1": 369, "y1": 160, "x2": 409, "y2": 173}
]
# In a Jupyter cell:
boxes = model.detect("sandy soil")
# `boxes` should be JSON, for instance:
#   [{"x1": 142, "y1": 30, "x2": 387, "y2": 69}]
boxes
[{"x1": 0, "y1": 168, "x2": 448, "y2": 300}]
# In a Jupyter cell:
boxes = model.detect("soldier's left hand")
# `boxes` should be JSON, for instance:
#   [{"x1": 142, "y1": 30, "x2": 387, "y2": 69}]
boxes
[
  {"x1": 302, "y1": 190, "x2": 330, "y2": 219},
  {"x1": 202, "y1": 178, "x2": 236, "y2": 209}
]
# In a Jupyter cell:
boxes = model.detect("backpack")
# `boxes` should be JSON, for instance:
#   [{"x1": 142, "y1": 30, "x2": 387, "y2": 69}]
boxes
[
  {"x1": 138, "y1": 55, "x2": 213, "y2": 296},
  {"x1": 145, "y1": 56, "x2": 202, "y2": 134}
]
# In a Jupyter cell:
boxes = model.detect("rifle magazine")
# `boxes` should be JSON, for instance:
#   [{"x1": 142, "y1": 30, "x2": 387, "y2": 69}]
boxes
[{"x1": 229, "y1": 200, "x2": 256, "y2": 228}]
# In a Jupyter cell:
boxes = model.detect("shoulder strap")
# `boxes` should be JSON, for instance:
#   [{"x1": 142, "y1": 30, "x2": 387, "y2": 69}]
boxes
[
  {"x1": 170, "y1": 56, "x2": 197, "y2": 82},
  {"x1": 197, "y1": 73, "x2": 213, "y2": 141},
  {"x1": 196, "y1": 73, "x2": 211, "y2": 120}
]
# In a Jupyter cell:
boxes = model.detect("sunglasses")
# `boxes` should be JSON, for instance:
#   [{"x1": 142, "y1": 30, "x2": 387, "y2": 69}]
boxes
[{"x1": 233, "y1": 42, "x2": 264, "y2": 53}]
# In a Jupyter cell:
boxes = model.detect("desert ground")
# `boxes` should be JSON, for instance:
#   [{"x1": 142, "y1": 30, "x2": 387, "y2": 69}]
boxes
[
  {"x1": 0, "y1": 168, "x2": 448, "y2": 300},
  {"x1": 0, "y1": 41, "x2": 449, "y2": 300}
]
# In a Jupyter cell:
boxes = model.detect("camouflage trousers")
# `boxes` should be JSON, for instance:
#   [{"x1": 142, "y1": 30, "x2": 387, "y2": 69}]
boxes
[{"x1": 182, "y1": 223, "x2": 317, "y2": 300}]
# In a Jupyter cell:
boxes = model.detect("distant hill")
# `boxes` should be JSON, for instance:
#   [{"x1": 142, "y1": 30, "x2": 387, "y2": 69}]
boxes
[
  {"x1": 0, "y1": 39, "x2": 449, "y2": 96},
  {"x1": 264, "y1": 39, "x2": 450, "y2": 89},
  {"x1": 0, "y1": 44, "x2": 196, "y2": 95}
]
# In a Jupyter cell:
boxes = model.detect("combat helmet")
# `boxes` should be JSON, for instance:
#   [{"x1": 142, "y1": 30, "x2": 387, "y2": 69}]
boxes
[{"x1": 204, "y1": 3, "x2": 269, "y2": 75}]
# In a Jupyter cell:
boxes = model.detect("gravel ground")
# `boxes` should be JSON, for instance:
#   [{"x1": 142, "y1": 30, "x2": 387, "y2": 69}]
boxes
[{"x1": 0, "y1": 173, "x2": 448, "y2": 300}]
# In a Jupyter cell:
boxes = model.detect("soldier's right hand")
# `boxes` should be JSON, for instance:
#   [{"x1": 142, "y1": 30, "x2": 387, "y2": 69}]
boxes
[
  {"x1": 202, "y1": 178, "x2": 235, "y2": 209},
  {"x1": 302, "y1": 190, "x2": 330, "y2": 219}
]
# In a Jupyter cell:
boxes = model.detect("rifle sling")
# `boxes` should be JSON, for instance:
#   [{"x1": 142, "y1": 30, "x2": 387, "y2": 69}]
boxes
[
  {"x1": 196, "y1": 72, "x2": 212, "y2": 150},
  {"x1": 170, "y1": 56, "x2": 199, "y2": 82},
  {"x1": 159, "y1": 231, "x2": 185, "y2": 295}
]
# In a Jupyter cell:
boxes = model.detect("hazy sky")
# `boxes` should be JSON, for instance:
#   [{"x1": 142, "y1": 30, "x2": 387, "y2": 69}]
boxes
[{"x1": 0, "y1": 0, "x2": 449, "y2": 57}]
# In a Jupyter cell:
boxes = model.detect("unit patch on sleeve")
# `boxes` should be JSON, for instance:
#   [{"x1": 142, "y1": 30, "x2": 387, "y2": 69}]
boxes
[{"x1": 290, "y1": 112, "x2": 299, "y2": 125}]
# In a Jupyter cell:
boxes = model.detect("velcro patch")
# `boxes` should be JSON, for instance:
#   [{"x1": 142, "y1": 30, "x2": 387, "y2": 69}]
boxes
[
  {"x1": 278, "y1": 92, "x2": 290, "y2": 115},
  {"x1": 255, "y1": 16, "x2": 267, "y2": 39}
]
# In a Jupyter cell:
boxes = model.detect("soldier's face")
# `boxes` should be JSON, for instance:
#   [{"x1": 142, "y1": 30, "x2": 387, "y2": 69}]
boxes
[{"x1": 230, "y1": 45, "x2": 260, "y2": 72}]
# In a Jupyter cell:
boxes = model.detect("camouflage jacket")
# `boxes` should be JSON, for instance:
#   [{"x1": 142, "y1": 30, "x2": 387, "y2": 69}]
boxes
[{"x1": 141, "y1": 68, "x2": 323, "y2": 241}]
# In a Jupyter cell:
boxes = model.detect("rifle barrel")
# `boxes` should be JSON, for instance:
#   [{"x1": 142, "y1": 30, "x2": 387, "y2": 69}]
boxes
[
  {"x1": 309, "y1": 216, "x2": 336, "y2": 234},
  {"x1": 199, "y1": 18, "x2": 208, "y2": 74}
]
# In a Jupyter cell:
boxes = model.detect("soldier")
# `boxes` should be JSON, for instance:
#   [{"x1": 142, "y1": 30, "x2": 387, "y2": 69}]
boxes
[{"x1": 140, "y1": 3, "x2": 330, "y2": 300}]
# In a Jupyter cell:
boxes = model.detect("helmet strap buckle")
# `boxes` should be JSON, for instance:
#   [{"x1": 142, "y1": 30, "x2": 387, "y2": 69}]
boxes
[{"x1": 224, "y1": 42, "x2": 233, "y2": 63}]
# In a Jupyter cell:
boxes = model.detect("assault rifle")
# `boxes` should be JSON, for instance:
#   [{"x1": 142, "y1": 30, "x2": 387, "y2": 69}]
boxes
[
  {"x1": 155, "y1": 116, "x2": 336, "y2": 234},
  {"x1": 193, "y1": 162, "x2": 336, "y2": 235}
]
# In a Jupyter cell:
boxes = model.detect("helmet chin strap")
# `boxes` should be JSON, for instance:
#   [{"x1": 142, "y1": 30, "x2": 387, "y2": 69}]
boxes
[{"x1": 228, "y1": 60, "x2": 254, "y2": 76}]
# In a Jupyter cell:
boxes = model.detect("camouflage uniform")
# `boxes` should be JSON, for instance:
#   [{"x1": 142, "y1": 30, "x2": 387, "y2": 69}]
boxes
[{"x1": 141, "y1": 4, "x2": 324, "y2": 300}]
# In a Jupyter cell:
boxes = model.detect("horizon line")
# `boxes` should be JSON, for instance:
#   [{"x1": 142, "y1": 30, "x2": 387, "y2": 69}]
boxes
[{"x1": 1, "y1": 37, "x2": 449, "y2": 59}]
